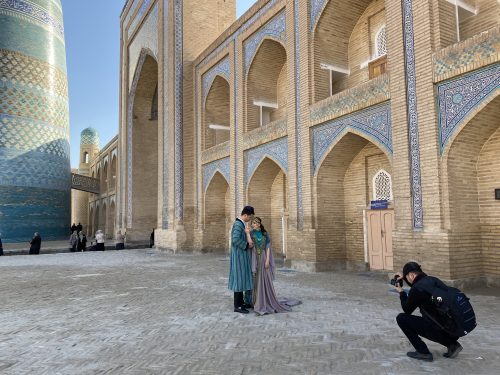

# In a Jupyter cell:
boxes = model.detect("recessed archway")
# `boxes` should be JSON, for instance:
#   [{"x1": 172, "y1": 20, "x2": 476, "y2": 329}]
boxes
[
  {"x1": 130, "y1": 54, "x2": 159, "y2": 241},
  {"x1": 110, "y1": 154, "x2": 117, "y2": 190},
  {"x1": 203, "y1": 172, "x2": 230, "y2": 252},
  {"x1": 442, "y1": 95, "x2": 500, "y2": 280},
  {"x1": 108, "y1": 200, "x2": 116, "y2": 240},
  {"x1": 315, "y1": 131, "x2": 392, "y2": 269},
  {"x1": 246, "y1": 39, "x2": 287, "y2": 132},
  {"x1": 204, "y1": 76, "x2": 230, "y2": 150},
  {"x1": 312, "y1": 0, "x2": 385, "y2": 102},
  {"x1": 247, "y1": 157, "x2": 288, "y2": 256}
]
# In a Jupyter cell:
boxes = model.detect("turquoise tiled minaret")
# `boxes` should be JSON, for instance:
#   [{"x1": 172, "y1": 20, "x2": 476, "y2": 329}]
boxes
[{"x1": 0, "y1": 0, "x2": 70, "y2": 242}]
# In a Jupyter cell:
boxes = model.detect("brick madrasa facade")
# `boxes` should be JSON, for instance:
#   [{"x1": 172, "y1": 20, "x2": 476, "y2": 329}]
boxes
[{"x1": 86, "y1": 0, "x2": 500, "y2": 287}]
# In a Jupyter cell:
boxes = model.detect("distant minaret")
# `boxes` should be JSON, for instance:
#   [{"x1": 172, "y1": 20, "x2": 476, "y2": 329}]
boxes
[
  {"x1": 79, "y1": 127, "x2": 100, "y2": 176},
  {"x1": 0, "y1": 0, "x2": 70, "y2": 242},
  {"x1": 71, "y1": 128, "x2": 100, "y2": 232}
]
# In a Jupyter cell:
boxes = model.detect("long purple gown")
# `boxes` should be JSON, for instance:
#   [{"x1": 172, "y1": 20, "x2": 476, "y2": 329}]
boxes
[{"x1": 250, "y1": 230, "x2": 300, "y2": 315}]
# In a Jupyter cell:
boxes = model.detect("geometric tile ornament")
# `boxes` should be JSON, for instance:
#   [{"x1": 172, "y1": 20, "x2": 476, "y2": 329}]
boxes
[
  {"x1": 80, "y1": 127, "x2": 99, "y2": 146},
  {"x1": 310, "y1": 74, "x2": 390, "y2": 124},
  {"x1": 0, "y1": 0, "x2": 70, "y2": 242},
  {"x1": 128, "y1": 2, "x2": 159, "y2": 90},
  {"x1": 0, "y1": 0, "x2": 65, "y2": 41},
  {"x1": 434, "y1": 32, "x2": 500, "y2": 79},
  {"x1": 309, "y1": 0, "x2": 328, "y2": 30},
  {"x1": 311, "y1": 103, "x2": 392, "y2": 174},
  {"x1": 244, "y1": 10, "x2": 286, "y2": 74},
  {"x1": 437, "y1": 63, "x2": 500, "y2": 153},
  {"x1": 244, "y1": 137, "x2": 288, "y2": 186},
  {"x1": 203, "y1": 157, "x2": 230, "y2": 192},
  {"x1": 202, "y1": 56, "x2": 230, "y2": 105},
  {"x1": 128, "y1": 0, "x2": 153, "y2": 39},
  {"x1": 310, "y1": 0, "x2": 327, "y2": 32},
  {"x1": 294, "y1": 0, "x2": 304, "y2": 229},
  {"x1": 174, "y1": 0, "x2": 183, "y2": 220},
  {"x1": 162, "y1": 0, "x2": 169, "y2": 229},
  {"x1": 402, "y1": 0, "x2": 423, "y2": 229}
]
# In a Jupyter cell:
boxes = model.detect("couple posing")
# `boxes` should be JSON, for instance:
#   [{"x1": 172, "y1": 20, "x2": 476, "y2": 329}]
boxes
[{"x1": 228, "y1": 206, "x2": 299, "y2": 315}]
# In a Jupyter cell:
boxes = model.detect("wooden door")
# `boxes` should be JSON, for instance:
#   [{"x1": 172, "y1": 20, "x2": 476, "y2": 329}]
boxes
[{"x1": 367, "y1": 209, "x2": 394, "y2": 271}]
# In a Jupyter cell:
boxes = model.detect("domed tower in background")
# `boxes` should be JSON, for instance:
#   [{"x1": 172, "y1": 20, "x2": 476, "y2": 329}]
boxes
[
  {"x1": 0, "y1": 0, "x2": 70, "y2": 242},
  {"x1": 71, "y1": 128, "x2": 100, "y2": 230}
]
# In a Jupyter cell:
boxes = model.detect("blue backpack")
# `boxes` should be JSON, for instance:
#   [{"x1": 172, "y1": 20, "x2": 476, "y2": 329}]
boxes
[{"x1": 416, "y1": 277, "x2": 476, "y2": 338}]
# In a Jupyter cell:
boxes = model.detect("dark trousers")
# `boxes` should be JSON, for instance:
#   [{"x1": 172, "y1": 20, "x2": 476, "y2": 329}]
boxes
[
  {"x1": 234, "y1": 292, "x2": 244, "y2": 308},
  {"x1": 397, "y1": 313, "x2": 457, "y2": 353}
]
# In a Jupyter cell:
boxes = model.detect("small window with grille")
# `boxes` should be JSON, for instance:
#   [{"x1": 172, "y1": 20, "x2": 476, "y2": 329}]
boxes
[
  {"x1": 375, "y1": 26, "x2": 387, "y2": 57},
  {"x1": 373, "y1": 169, "x2": 393, "y2": 201}
]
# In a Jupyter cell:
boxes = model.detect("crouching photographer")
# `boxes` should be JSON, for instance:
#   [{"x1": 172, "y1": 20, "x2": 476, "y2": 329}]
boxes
[{"x1": 393, "y1": 262, "x2": 476, "y2": 362}]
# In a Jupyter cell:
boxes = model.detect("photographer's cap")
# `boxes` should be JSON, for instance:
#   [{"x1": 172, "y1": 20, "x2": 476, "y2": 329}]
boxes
[{"x1": 403, "y1": 261, "x2": 422, "y2": 277}]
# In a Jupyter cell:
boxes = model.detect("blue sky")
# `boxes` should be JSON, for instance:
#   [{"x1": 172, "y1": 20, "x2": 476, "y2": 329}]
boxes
[{"x1": 63, "y1": 1, "x2": 257, "y2": 168}]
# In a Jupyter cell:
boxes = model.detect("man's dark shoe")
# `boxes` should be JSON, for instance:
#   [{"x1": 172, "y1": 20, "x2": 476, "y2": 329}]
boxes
[
  {"x1": 242, "y1": 303, "x2": 253, "y2": 309},
  {"x1": 443, "y1": 342, "x2": 462, "y2": 358},
  {"x1": 234, "y1": 307, "x2": 249, "y2": 314},
  {"x1": 407, "y1": 351, "x2": 433, "y2": 362}
]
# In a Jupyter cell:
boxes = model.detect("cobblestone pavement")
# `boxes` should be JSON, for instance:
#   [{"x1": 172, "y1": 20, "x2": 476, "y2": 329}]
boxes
[{"x1": 0, "y1": 250, "x2": 499, "y2": 375}]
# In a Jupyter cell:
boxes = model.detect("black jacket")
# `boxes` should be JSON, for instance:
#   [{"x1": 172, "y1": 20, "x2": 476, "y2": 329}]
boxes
[{"x1": 399, "y1": 273, "x2": 436, "y2": 317}]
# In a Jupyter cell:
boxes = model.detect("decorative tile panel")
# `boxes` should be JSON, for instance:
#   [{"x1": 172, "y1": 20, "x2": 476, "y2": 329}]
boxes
[
  {"x1": 310, "y1": 74, "x2": 390, "y2": 125},
  {"x1": 128, "y1": 2, "x2": 158, "y2": 88},
  {"x1": 310, "y1": 0, "x2": 327, "y2": 31},
  {"x1": 402, "y1": 0, "x2": 423, "y2": 229},
  {"x1": 244, "y1": 137, "x2": 288, "y2": 185},
  {"x1": 294, "y1": 0, "x2": 303, "y2": 229},
  {"x1": 242, "y1": 117, "x2": 287, "y2": 150},
  {"x1": 243, "y1": 10, "x2": 286, "y2": 73},
  {"x1": 433, "y1": 27, "x2": 500, "y2": 82},
  {"x1": 128, "y1": 0, "x2": 153, "y2": 39},
  {"x1": 0, "y1": 114, "x2": 69, "y2": 157},
  {"x1": 0, "y1": 0, "x2": 65, "y2": 40},
  {"x1": 202, "y1": 141, "x2": 230, "y2": 165},
  {"x1": 80, "y1": 127, "x2": 99, "y2": 146},
  {"x1": 202, "y1": 56, "x2": 230, "y2": 104},
  {"x1": 0, "y1": 48, "x2": 68, "y2": 98},
  {"x1": 162, "y1": 0, "x2": 169, "y2": 229},
  {"x1": 0, "y1": 0, "x2": 69, "y2": 242},
  {"x1": 311, "y1": 103, "x2": 392, "y2": 174},
  {"x1": 174, "y1": 0, "x2": 183, "y2": 220},
  {"x1": 438, "y1": 63, "x2": 500, "y2": 153},
  {"x1": 203, "y1": 157, "x2": 230, "y2": 192}
]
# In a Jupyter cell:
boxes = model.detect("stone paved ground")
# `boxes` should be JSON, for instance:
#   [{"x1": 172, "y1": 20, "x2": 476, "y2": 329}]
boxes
[{"x1": 0, "y1": 250, "x2": 499, "y2": 375}]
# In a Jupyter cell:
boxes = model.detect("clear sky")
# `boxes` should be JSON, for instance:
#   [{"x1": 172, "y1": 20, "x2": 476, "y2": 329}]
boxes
[{"x1": 64, "y1": 0, "x2": 257, "y2": 168}]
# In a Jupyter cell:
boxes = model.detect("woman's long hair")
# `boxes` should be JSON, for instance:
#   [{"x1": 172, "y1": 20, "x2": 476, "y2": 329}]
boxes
[{"x1": 252, "y1": 217, "x2": 267, "y2": 236}]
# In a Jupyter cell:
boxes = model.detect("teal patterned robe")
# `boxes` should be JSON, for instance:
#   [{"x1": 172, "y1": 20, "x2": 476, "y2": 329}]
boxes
[{"x1": 228, "y1": 219, "x2": 253, "y2": 292}]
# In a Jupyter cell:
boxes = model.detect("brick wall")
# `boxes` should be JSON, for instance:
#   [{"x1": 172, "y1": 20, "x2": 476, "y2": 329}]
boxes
[
  {"x1": 246, "y1": 40, "x2": 287, "y2": 131},
  {"x1": 204, "y1": 76, "x2": 231, "y2": 149},
  {"x1": 203, "y1": 172, "x2": 230, "y2": 251},
  {"x1": 130, "y1": 55, "x2": 159, "y2": 240}
]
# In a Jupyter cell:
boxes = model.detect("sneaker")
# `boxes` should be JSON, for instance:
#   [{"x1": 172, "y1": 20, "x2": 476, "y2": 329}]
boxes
[
  {"x1": 242, "y1": 303, "x2": 253, "y2": 309},
  {"x1": 234, "y1": 307, "x2": 249, "y2": 314},
  {"x1": 407, "y1": 351, "x2": 433, "y2": 362},
  {"x1": 443, "y1": 342, "x2": 462, "y2": 358}
]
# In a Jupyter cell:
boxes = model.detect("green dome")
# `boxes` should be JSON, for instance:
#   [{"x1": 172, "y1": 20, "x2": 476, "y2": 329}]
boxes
[{"x1": 81, "y1": 127, "x2": 100, "y2": 146}]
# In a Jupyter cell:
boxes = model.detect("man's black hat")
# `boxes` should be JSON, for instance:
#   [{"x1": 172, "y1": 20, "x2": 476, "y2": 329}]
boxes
[{"x1": 403, "y1": 261, "x2": 422, "y2": 278}]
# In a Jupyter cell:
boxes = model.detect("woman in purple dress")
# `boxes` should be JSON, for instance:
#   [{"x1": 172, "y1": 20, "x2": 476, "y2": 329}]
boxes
[{"x1": 249, "y1": 217, "x2": 300, "y2": 315}]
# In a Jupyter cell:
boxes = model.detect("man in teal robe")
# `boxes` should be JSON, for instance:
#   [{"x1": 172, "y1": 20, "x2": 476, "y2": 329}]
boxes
[{"x1": 228, "y1": 206, "x2": 254, "y2": 313}]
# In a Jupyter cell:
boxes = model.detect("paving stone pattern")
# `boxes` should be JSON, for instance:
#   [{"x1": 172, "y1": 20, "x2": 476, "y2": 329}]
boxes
[{"x1": 0, "y1": 250, "x2": 499, "y2": 375}]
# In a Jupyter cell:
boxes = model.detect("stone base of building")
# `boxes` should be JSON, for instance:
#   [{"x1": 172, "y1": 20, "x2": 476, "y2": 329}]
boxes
[
  {"x1": 154, "y1": 227, "x2": 187, "y2": 252},
  {"x1": 285, "y1": 259, "x2": 369, "y2": 272}
]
